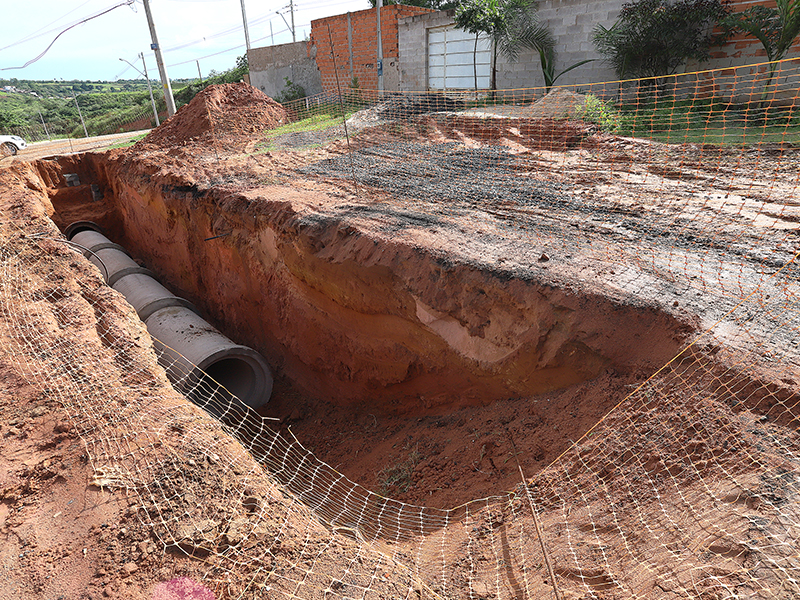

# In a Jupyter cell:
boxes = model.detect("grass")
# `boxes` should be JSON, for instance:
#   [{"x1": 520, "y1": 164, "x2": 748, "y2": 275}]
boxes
[
  {"x1": 626, "y1": 124, "x2": 800, "y2": 145},
  {"x1": 253, "y1": 112, "x2": 357, "y2": 153},
  {"x1": 106, "y1": 133, "x2": 148, "y2": 149},
  {"x1": 377, "y1": 447, "x2": 421, "y2": 497},
  {"x1": 590, "y1": 96, "x2": 800, "y2": 146},
  {"x1": 266, "y1": 112, "x2": 355, "y2": 137}
]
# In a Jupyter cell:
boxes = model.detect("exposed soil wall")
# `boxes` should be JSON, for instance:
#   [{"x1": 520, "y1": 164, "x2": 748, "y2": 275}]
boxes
[{"x1": 34, "y1": 151, "x2": 695, "y2": 414}]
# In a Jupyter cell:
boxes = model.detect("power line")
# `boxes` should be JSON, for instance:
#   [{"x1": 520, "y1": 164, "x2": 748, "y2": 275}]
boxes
[
  {"x1": 1, "y1": 0, "x2": 136, "y2": 71},
  {"x1": 166, "y1": 27, "x2": 290, "y2": 68},
  {"x1": 0, "y1": 0, "x2": 134, "y2": 53},
  {"x1": 0, "y1": 0, "x2": 95, "y2": 52}
]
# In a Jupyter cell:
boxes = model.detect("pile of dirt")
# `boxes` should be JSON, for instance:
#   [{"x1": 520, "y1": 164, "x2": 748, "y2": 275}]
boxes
[
  {"x1": 525, "y1": 87, "x2": 588, "y2": 119},
  {"x1": 142, "y1": 82, "x2": 288, "y2": 148}
]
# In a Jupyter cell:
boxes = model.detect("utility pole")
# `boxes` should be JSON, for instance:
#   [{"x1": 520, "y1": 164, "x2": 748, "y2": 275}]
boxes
[
  {"x1": 142, "y1": 0, "x2": 176, "y2": 117},
  {"x1": 276, "y1": 6, "x2": 295, "y2": 43},
  {"x1": 239, "y1": 0, "x2": 251, "y2": 50},
  {"x1": 376, "y1": 0, "x2": 384, "y2": 94},
  {"x1": 74, "y1": 96, "x2": 88, "y2": 138},
  {"x1": 38, "y1": 110, "x2": 51, "y2": 140},
  {"x1": 119, "y1": 55, "x2": 160, "y2": 127},
  {"x1": 290, "y1": 0, "x2": 296, "y2": 42},
  {"x1": 140, "y1": 53, "x2": 160, "y2": 127}
]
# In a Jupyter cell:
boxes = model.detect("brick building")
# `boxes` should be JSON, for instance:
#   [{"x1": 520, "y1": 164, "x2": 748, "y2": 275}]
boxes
[{"x1": 308, "y1": 5, "x2": 433, "y2": 93}]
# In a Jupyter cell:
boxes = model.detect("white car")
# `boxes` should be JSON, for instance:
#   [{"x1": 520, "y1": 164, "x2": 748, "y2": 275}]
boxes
[{"x1": 0, "y1": 135, "x2": 27, "y2": 156}]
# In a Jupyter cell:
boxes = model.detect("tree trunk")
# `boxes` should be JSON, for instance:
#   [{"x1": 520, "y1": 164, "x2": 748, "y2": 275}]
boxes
[
  {"x1": 474, "y1": 33, "x2": 479, "y2": 101},
  {"x1": 491, "y1": 40, "x2": 497, "y2": 97}
]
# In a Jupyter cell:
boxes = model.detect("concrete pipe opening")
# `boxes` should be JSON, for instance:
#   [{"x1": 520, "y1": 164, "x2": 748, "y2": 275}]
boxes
[
  {"x1": 147, "y1": 305, "x2": 273, "y2": 412},
  {"x1": 66, "y1": 222, "x2": 273, "y2": 413},
  {"x1": 64, "y1": 220, "x2": 104, "y2": 240}
]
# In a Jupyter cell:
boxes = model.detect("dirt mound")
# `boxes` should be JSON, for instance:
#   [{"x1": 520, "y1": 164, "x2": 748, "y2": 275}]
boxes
[
  {"x1": 142, "y1": 82, "x2": 288, "y2": 147},
  {"x1": 525, "y1": 87, "x2": 588, "y2": 119},
  {"x1": 377, "y1": 92, "x2": 466, "y2": 118}
]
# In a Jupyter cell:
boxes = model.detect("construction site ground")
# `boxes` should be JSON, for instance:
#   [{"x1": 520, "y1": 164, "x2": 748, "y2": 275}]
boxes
[{"x1": 0, "y1": 83, "x2": 798, "y2": 599}]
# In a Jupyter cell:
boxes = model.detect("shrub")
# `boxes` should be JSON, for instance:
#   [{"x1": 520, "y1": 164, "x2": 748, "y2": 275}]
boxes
[
  {"x1": 578, "y1": 94, "x2": 625, "y2": 132},
  {"x1": 274, "y1": 78, "x2": 306, "y2": 104},
  {"x1": 593, "y1": 0, "x2": 731, "y2": 80}
]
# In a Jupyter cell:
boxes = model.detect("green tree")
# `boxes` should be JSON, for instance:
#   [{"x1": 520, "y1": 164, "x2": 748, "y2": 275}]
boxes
[
  {"x1": 593, "y1": 0, "x2": 731, "y2": 80},
  {"x1": 721, "y1": 0, "x2": 800, "y2": 97},
  {"x1": 455, "y1": 0, "x2": 553, "y2": 91}
]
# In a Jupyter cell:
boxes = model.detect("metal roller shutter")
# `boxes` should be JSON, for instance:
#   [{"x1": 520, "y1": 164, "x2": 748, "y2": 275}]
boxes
[{"x1": 427, "y1": 25, "x2": 491, "y2": 91}]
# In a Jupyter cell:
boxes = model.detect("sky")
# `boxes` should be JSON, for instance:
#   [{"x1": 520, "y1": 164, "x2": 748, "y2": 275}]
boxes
[{"x1": 0, "y1": 0, "x2": 369, "y2": 82}]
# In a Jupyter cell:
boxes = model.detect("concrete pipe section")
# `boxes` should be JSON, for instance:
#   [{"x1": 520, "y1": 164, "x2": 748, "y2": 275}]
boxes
[{"x1": 67, "y1": 222, "x2": 273, "y2": 413}]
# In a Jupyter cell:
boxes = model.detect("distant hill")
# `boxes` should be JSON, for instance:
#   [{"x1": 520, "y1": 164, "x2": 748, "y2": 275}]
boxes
[
  {"x1": 0, "y1": 56, "x2": 247, "y2": 142},
  {"x1": 0, "y1": 78, "x2": 196, "y2": 99}
]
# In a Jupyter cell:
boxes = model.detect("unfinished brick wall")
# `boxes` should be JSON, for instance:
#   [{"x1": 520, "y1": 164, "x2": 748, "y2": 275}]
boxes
[{"x1": 309, "y1": 5, "x2": 433, "y2": 93}]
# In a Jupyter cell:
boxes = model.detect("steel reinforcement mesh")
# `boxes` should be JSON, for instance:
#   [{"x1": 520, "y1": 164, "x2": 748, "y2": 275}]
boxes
[{"x1": 2, "y1": 58, "x2": 800, "y2": 599}]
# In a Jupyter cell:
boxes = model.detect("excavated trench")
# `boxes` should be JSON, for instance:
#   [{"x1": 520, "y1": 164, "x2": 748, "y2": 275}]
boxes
[{"x1": 28, "y1": 150, "x2": 704, "y2": 507}]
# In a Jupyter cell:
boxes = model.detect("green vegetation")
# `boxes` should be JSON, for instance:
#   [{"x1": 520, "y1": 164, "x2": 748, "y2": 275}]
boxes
[
  {"x1": 577, "y1": 94, "x2": 625, "y2": 132},
  {"x1": 564, "y1": 93, "x2": 800, "y2": 146},
  {"x1": 0, "y1": 85, "x2": 177, "y2": 140},
  {"x1": 0, "y1": 55, "x2": 247, "y2": 141},
  {"x1": 173, "y1": 54, "x2": 249, "y2": 107},
  {"x1": 540, "y1": 48, "x2": 594, "y2": 91},
  {"x1": 254, "y1": 111, "x2": 357, "y2": 152},
  {"x1": 592, "y1": 0, "x2": 731, "y2": 80},
  {"x1": 455, "y1": 0, "x2": 553, "y2": 91},
  {"x1": 266, "y1": 113, "x2": 353, "y2": 136},
  {"x1": 722, "y1": 0, "x2": 800, "y2": 99},
  {"x1": 612, "y1": 97, "x2": 800, "y2": 145},
  {"x1": 106, "y1": 133, "x2": 148, "y2": 149},
  {"x1": 274, "y1": 78, "x2": 306, "y2": 104},
  {"x1": 0, "y1": 77, "x2": 161, "y2": 97},
  {"x1": 376, "y1": 447, "x2": 420, "y2": 497}
]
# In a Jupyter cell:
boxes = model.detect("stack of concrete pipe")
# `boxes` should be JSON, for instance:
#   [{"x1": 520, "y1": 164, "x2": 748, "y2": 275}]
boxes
[{"x1": 65, "y1": 221, "x2": 273, "y2": 413}]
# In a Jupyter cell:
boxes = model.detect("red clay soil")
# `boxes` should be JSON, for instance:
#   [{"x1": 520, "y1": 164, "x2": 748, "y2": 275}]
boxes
[{"x1": 141, "y1": 82, "x2": 288, "y2": 148}]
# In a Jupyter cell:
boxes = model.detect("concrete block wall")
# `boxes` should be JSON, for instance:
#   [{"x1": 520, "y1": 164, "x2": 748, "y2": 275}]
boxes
[
  {"x1": 398, "y1": 10, "x2": 458, "y2": 91},
  {"x1": 527, "y1": 0, "x2": 625, "y2": 88},
  {"x1": 248, "y1": 42, "x2": 323, "y2": 100},
  {"x1": 397, "y1": 1, "x2": 624, "y2": 92},
  {"x1": 398, "y1": 0, "x2": 800, "y2": 95},
  {"x1": 251, "y1": 0, "x2": 800, "y2": 101},
  {"x1": 309, "y1": 5, "x2": 433, "y2": 94}
]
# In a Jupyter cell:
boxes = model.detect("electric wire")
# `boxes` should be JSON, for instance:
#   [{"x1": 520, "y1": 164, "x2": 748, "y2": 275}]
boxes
[
  {"x1": 1, "y1": 0, "x2": 136, "y2": 71},
  {"x1": 0, "y1": 0, "x2": 95, "y2": 52}
]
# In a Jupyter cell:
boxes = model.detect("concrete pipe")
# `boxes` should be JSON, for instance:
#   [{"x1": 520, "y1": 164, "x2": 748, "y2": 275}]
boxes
[{"x1": 67, "y1": 224, "x2": 273, "y2": 411}]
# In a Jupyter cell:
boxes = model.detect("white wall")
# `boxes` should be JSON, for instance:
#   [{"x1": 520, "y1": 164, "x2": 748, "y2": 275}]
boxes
[{"x1": 398, "y1": 1, "x2": 625, "y2": 92}]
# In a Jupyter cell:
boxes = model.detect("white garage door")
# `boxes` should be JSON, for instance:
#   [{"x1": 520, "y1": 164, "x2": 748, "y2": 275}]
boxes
[{"x1": 427, "y1": 25, "x2": 491, "y2": 91}]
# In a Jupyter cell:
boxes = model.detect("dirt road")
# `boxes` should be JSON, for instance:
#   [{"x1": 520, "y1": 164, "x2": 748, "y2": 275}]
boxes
[{"x1": 1, "y1": 130, "x2": 149, "y2": 163}]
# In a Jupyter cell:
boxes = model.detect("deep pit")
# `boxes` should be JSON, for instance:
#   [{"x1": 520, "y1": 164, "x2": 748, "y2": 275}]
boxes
[
  {"x1": 7, "y1": 146, "x2": 708, "y2": 508},
  {"x1": 5, "y1": 82, "x2": 796, "y2": 509},
  {"x1": 9, "y1": 101, "x2": 797, "y2": 513}
]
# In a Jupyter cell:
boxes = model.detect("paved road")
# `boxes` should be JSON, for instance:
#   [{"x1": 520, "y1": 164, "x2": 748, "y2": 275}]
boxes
[{"x1": 1, "y1": 130, "x2": 150, "y2": 163}]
